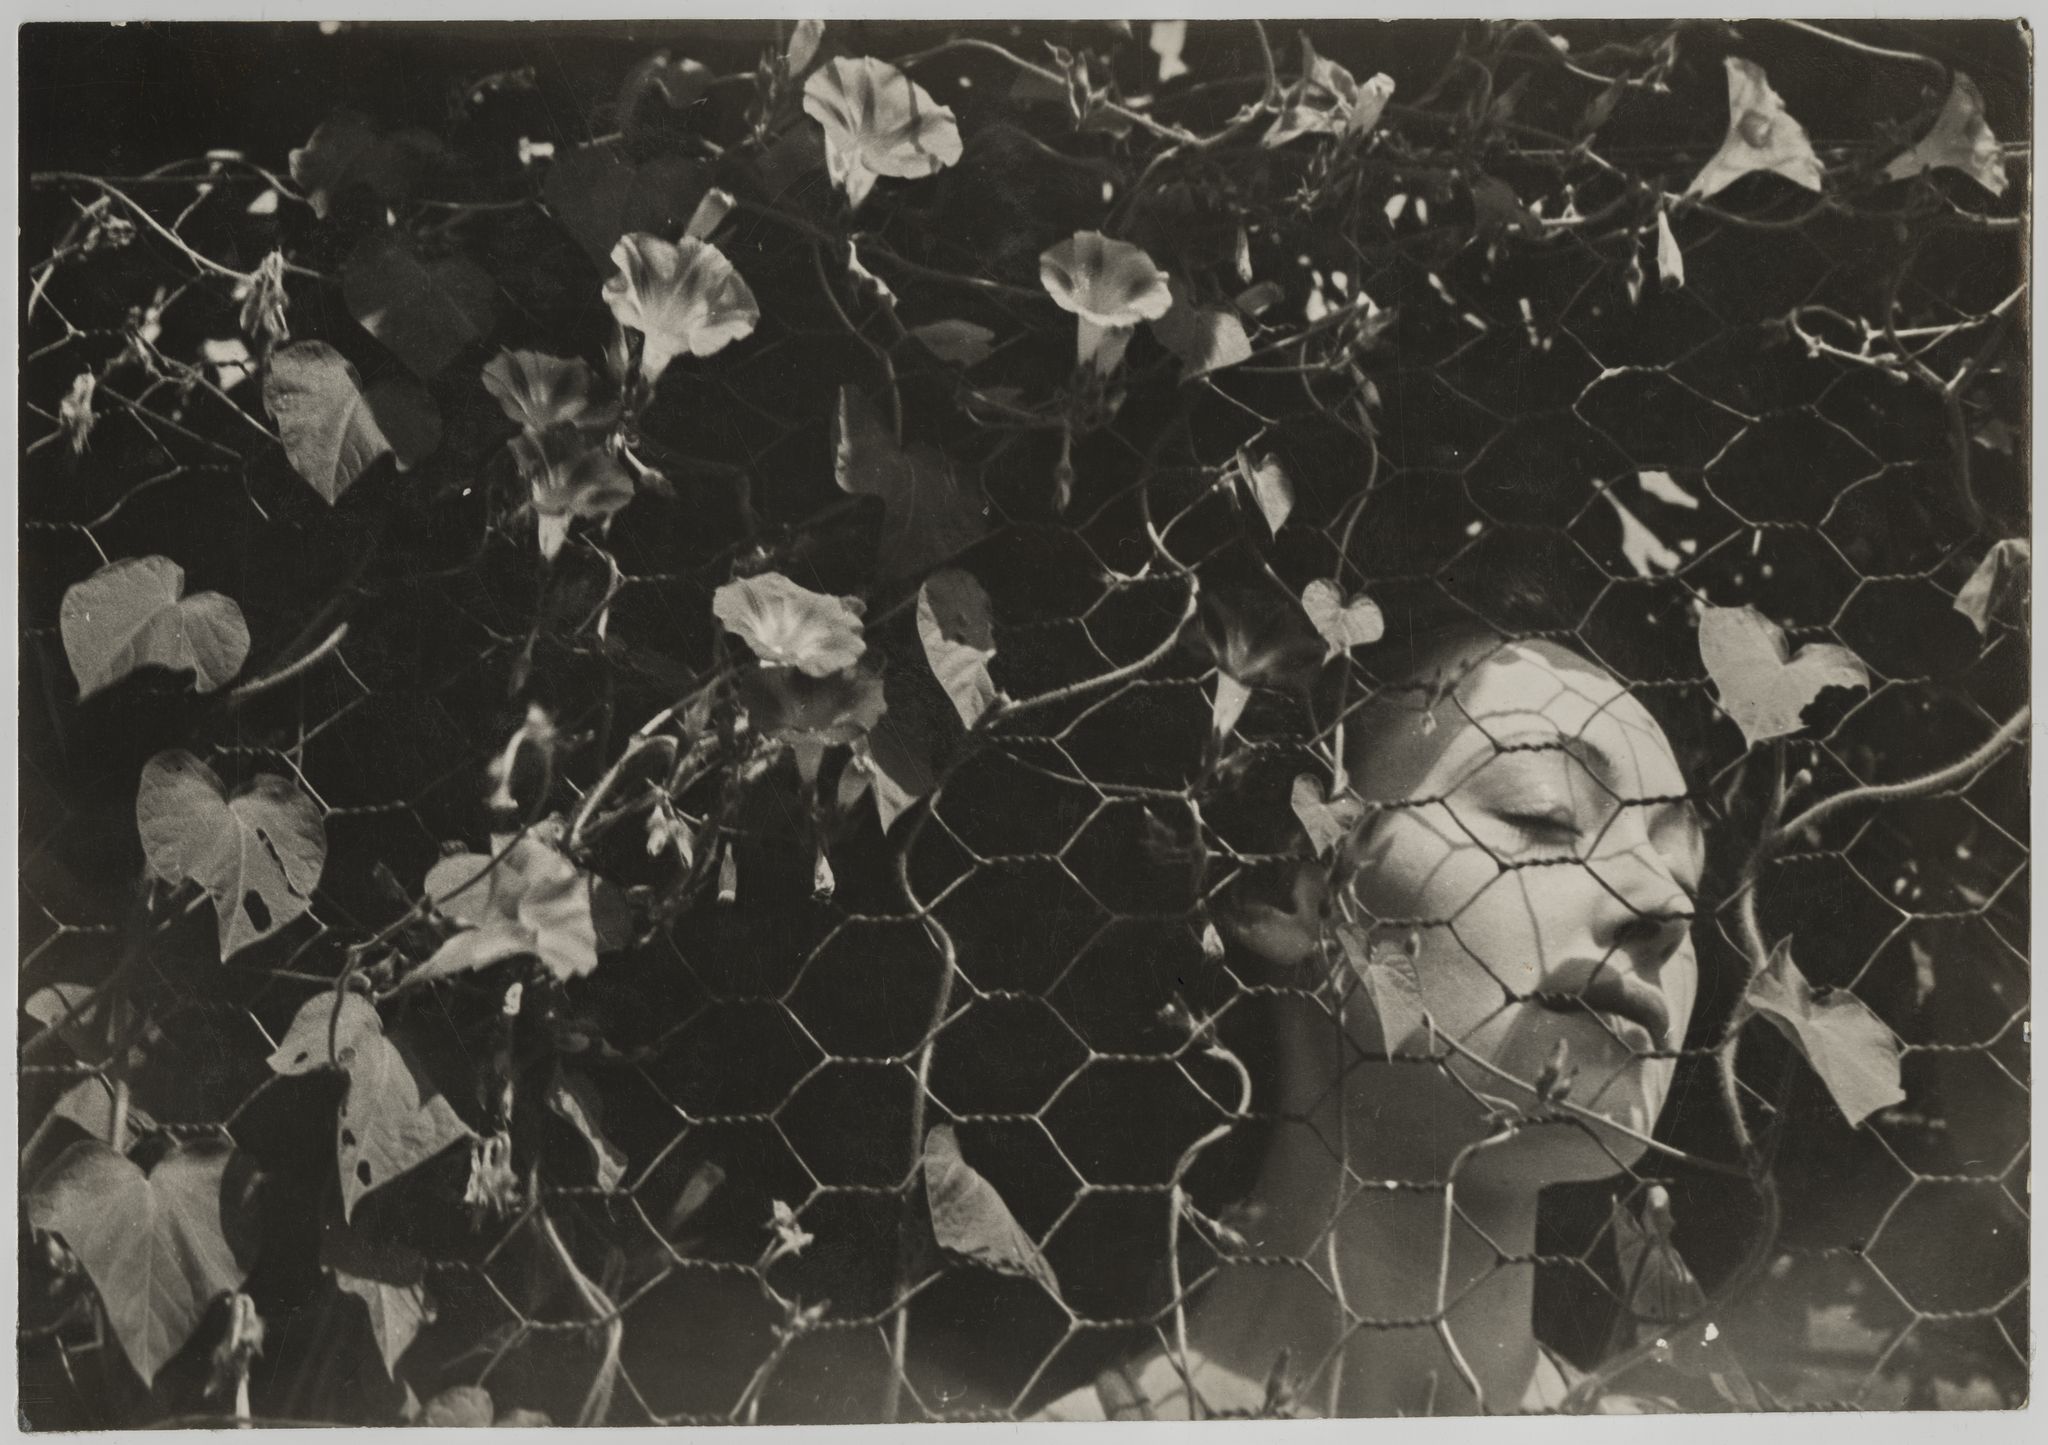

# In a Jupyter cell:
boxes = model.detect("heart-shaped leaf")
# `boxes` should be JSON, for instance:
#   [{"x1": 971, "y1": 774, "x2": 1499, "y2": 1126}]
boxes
[
  {"x1": 342, "y1": 232, "x2": 497, "y2": 381},
  {"x1": 803, "y1": 56, "x2": 963, "y2": 212},
  {"x1": 863, "y1": 720, "x2": 937, "y2": 834},
  {"x1": 1299, "y1": 578, "x2": 1384, "y2": 660},
  {"x1": 135, "y1": 750, "x2": 326, "y2": 959},
  {"x1": 47, "y1": 1074, "x2": 157, "y2": 1143},
  {"x1": 289, "y1": 111, "x2": 446, "y2": 219},
  {"x1": 1685, "y1": 58, "x2": 1823, "y2": 200},
  {"x1": 909, "y1": 319, "x2": 996, "y2": 368},
  {"x1": 24, "y1": 982, "x2": 109, "y2": 1063},
  {"x1": 543, "y1": 144, "x2": 712, "y2": 267},
  {"x1": 331, "y1": 1006, "x2": 475, "y2": 1220},
  {"x1": 921, "y1": 1124, "x2": 1061, "y2": 1299},
  {"x1": 1239, "y1": 450, "x2": 1293, "y2": 537},
  {"x1": 602, "y1": 232, "x2": 760, "y2": 383},
  {"x1": 28, "y1": 1138, "x2": 260, "y2": 1385},
  {"x1": 1336, "y1": 925, "x2": 1434, "y2": 1056},
  {"x1": 917, "y1": 569, "x2": 999, "y2": 728},
  {"x1": 60, "y1": 555, "x2": 249, "y2": 700},
  {"x1": 1954, "y1": 538, "x2": 2028, "y2": 636},
  {"x1": 1697, "y1": 606, "x2": 1869, "y2": 749},
  {"x1": 1264, "y1": 34, "x2": 1394, "y2": 147},
  {"x1": 1150, "y1": 282, "x2": 1253, "y2": 380},
  {"x1": 353, "y1": 383, "x2": 437, "y2": 482},
  {"x1": 263, "y1": 341, "x2": 394, "y2": 504},
  {"x1": 713, "y1": 571, "x2": 867, "y2": 677},
  {"x1": 1744, "y1": 941, "x2": 1903, "y2": 1128},
  {"x1": 1290, "y1": 774, "x2": 1364, "y2": 858},
  {"x1": 547, "y1": 1069, "x2": 628, "y2": 1192},
  {"x1": 833, "y1": 386, "x2": 988, "y2": 580},
  {"x1": 1886, "y1": 72, "x2": 2007, "y2": 197},
  {"x1": 481, "y1": 349, "x2": 614, "y2": 435},
  {"x1": 320, "y1": 1216, "x2": 428, "y2": 1377}
]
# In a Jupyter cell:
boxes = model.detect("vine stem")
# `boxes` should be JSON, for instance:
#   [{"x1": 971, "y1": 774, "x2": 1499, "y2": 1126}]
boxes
[
  {"x1": 1777, "y1": 704, "x2": 2030, "y2": 844},
  {"x1": 30, "y1": 172, "x2": 326, "y2": 280},
  {"x1": 1161, "y1": 1035, "x2": 1254, "y2": 1420}
]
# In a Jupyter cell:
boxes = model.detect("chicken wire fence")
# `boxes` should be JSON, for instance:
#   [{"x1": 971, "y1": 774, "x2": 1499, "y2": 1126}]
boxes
[{"x1": 16, "y1": 18, "x2": 2030, "y2": 1425}]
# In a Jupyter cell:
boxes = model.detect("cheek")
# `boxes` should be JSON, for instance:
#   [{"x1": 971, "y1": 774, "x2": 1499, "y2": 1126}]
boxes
[{"x1": 1666, "y1": 938, "x2": 1701, "y2": 1036}]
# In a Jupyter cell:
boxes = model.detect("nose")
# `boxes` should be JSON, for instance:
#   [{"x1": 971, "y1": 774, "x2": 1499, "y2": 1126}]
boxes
[{"x1": 1588, "y1": 823, "x2": 1694, "y2": 973}]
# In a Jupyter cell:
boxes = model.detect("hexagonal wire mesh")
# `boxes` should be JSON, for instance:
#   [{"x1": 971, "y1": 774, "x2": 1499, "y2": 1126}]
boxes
[{"x1": 15, "y1": 18, "x2": 2029, "y2": 1426}]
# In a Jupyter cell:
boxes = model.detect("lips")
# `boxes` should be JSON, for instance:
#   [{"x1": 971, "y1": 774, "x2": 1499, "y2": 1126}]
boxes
[{"x1": 1535, "y1": 967, "x2": 1673, "y2": 1052}]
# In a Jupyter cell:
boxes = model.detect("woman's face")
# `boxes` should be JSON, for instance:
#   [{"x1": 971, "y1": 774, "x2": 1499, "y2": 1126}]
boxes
[{"x1": 1339, "y1": 633, "x2": 1704, "y2": 1183}]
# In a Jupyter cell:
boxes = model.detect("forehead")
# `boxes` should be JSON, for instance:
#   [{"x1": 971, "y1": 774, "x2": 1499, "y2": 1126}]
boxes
[{"x1": 1354, "y1": 635, "x2": 1688, "y2": 800}]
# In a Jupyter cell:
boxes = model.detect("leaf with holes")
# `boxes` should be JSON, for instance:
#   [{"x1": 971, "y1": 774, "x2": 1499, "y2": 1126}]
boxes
[
  {"x1": 918, "y1": 569, "x2": 999, "y2": 728},
  {"x1": 1745, "y1": 941, "x2": 1903, "y2": 1128},
  {"x1": 481, "y1": 349, "x2": 614, "y2": 435},
  {"x1": 342, "y1": 232, "x2": 497, "y2": 381},
  {"x1": 1886, "y1": 73, "x2": 2007, "y2": 197},
  {"x1": 1685, "y1": 58, "x2": 1823, "y2": 200},
  {"x1": 60, "y1": 556, "x2": 249, "y2": 701},
  {"x1": 1290, "y1": 774, "x2": 1364, "y2": 858},
  {"x1": 1697, "y1": 606, "x2": 1868, "y2": 749},
  {"x1": 922, "y1": 1124, "x2": 1061, "y2": 1299},
  {"x1": 834, "y1": 386, "x2": 988, "y2": 581},
  {"x1": 336, "y1": 1014, "x2": 476, "y2": 1221},
  {"x1": 263, "y1": 342, "x2": 394, "y2": 504},
  {"x1": 28, "y1": 1138, "x2": 260, "y2": 1385},
  {"x1": 320, "y1": 1216, "x2": 428, "y2": 1377},
  {"x1": 602, "y1": 232, "x2": 759, "y2": 383},
  {"x1": 547, "y1": 1069, "x2": 628, "y2": 1192},
  {"x1": 1954, "y1": 538, "x2": 2028, "y2": 636},
  {"x1": 136, "y1": 750, "x2": 326, "y2": 959},
  {"x1": 1299, "y1": 579, "x2": 1384, "y2": 660},
  {"x1": 803, "y1": 56, "x2": 963, "y2": 212},
  {"x1": 267, "y1": 991, "x2": 382, "y2": 1077}
]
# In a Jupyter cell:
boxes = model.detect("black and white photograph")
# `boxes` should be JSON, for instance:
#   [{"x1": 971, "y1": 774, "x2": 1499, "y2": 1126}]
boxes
[{"x1": 11, "y1": 11, "x2": 2034, "y2": 1427}]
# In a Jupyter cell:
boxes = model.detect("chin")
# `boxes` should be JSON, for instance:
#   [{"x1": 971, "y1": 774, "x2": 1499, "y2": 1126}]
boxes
[{"x1": 1451, "y1": 1023, "x2": 1677, "y2": 1187}]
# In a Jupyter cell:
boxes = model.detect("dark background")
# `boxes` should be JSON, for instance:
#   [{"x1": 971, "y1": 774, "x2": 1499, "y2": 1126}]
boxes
[{"x1": 18, "y1": 17, "x2": 2032, "y2": 1424}]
